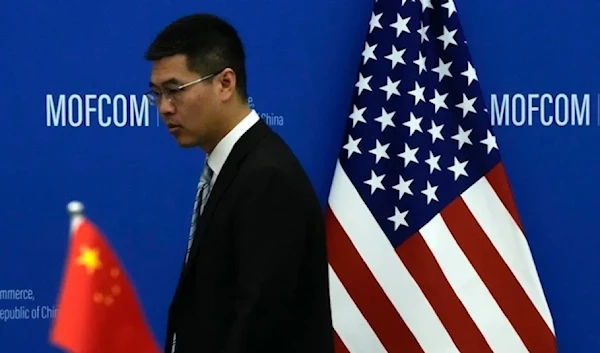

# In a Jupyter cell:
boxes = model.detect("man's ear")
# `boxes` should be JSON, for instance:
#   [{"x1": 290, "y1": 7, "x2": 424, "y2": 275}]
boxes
[{"x1": 216, "y1": 68, "x2": 237, "y2": 102}]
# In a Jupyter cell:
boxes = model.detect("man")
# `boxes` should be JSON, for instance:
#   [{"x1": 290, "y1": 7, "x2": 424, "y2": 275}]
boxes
[{"x1": 143, "y1": 13, "x2": 334, "y2": 353}]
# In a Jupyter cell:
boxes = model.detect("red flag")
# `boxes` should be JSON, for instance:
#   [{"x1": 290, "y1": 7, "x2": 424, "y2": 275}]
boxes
[{"x1": 50, "y1": 204, "x2": 161, "y2": 353}]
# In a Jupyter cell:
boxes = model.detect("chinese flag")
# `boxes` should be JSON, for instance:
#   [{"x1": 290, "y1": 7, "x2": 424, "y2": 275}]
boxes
[{"x1": 49, "y1": 209, "x2": 161, "y2": 353}]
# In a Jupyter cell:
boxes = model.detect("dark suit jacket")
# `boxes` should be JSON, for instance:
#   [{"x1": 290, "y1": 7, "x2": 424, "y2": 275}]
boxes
[{"x1": 165, "y1": 119, "x2": 334, "y2": 353}]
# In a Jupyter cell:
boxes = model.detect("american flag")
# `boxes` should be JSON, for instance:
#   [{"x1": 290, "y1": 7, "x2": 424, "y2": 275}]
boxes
[{"x1": 325, "y1": 1, "x2": 558, "y2": 352}]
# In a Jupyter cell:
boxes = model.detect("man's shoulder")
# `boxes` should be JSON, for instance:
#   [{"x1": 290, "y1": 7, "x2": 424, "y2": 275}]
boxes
[
  {"x1": 238, "y1": 127, "x2": 297, "y2": 168},
  {"x1": 228, "y1": 131, "x2": 323, "y2": 216},
  {"x1": 230, "y1": 132, "x2": 306, "y2": 187}
]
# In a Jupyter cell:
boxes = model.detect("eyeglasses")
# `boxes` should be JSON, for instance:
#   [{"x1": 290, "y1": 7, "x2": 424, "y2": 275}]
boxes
[{"x1": 145, "y1": 70, "x2": 221, "y2": 106}]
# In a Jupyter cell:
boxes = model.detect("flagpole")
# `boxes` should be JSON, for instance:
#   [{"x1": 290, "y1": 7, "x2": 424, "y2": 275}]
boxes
[{"x1": 67, "y1": 200, "x2": 85, "y2": 234}]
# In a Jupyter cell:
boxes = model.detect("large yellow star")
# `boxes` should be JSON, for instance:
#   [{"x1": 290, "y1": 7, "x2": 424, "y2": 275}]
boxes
[{"x1": 77, "y1": 245, "x2": 102, "y2": 274}]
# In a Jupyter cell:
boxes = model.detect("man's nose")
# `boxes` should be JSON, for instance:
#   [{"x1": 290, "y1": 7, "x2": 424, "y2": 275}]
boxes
[{"x1": 158, "y1": 98, "x2": 176, "y2": 115}]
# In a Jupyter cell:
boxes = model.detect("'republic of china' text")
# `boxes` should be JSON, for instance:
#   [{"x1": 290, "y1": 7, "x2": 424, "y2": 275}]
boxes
[
  {"x1": 0, "y1": 288, "x2": 58, "y2": 323},
  {"x1": 247, "y1": 96, "x2": 284, "y2": 126}
]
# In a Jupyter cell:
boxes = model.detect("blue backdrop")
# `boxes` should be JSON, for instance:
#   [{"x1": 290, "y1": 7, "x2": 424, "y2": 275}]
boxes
[{"x1": 1, "y1": 0, "x2": 597, "y2": 352}]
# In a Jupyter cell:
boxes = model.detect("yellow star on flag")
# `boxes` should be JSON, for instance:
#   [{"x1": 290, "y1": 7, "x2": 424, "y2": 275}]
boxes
[{"x1": 77, "y1": 245, "x2": 102, "y2": 274}]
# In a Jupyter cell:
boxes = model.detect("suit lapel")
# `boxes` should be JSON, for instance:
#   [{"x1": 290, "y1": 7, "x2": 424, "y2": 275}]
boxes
[{"x1": 172, "y1": 119, "x2": 271, "y2": 301}]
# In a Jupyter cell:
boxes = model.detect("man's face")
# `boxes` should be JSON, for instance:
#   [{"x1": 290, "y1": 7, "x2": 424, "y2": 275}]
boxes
[{"x1": 149, "y1": 54, "x2": 218, "y2": 148}]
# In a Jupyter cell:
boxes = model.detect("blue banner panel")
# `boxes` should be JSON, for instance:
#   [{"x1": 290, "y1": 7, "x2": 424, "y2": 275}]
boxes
[{"x1": 0, "y1": 0, "x2": 598, "y2": 352}]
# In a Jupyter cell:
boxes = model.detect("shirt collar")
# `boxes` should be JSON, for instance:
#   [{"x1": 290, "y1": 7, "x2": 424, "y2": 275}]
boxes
[{"x1": 206, "y1": 109, "x2": 260, "y2": 179}]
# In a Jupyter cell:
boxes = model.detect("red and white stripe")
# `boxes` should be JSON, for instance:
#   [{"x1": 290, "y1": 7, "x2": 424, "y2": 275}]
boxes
[{"x1": 326, "y1": 160, "x2": 557, "y2": 353}]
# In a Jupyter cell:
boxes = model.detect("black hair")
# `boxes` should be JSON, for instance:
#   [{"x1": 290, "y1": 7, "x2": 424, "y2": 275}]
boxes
[{"x1": 144, "y1": 13, "x2": 248, "y2": 100}]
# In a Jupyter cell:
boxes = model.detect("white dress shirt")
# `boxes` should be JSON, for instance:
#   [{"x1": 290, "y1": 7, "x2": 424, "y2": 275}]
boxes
[{"x1": 205, "y1": 109, "x2": 260, "y2": 187}]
